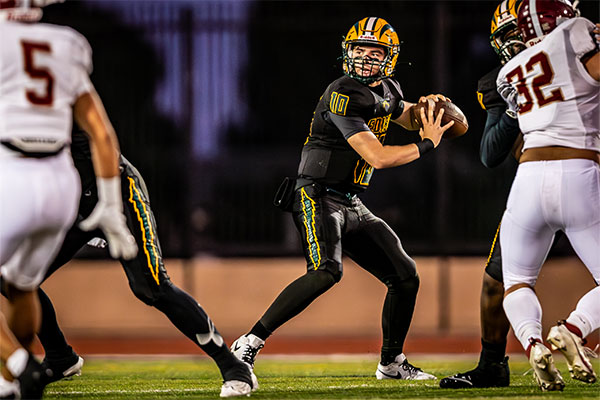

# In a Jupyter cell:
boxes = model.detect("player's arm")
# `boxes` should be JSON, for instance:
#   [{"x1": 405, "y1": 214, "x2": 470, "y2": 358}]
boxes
[
  {"x1": 479, "y1": 106, "x2": 521, "y2": 168},
  {"x1": 345, "y1": 105, "x2": 453, "y2": 169},
  {"x1": 73, "y1": 90, "x2": 120, "y2": 178},
  {"x1": 73, "y1": 89, "x2": 137, "y2": 260}
]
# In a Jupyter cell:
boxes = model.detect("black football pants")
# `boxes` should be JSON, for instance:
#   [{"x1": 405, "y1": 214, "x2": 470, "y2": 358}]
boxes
[
  {"x1": 35, "y1": 159, "x2": 228, "y2": 363},
  {"x1": 259, "y1": 184, "x2": 420, "y2": 356}
]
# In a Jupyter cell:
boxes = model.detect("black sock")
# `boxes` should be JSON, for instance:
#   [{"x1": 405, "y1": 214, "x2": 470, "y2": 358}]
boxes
[
  {"x1": 380, "y1": 351, "x2": 400, "y2": 366},
  {"x1": 380, "y1": 275, "x2": 419, "y2": 362},
  {"x1": 37, "y1": 288, "x2": 76, "y2": 361},
  {"x1": 479, "y1": 339, "x2": 507, "y2": 365},
  {"x1": 249, "y1": 321, "x2": 272, "y2": 341}
]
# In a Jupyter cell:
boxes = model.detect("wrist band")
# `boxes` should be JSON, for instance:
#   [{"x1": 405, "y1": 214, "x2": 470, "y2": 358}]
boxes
[{"x1": 416, "y1": 138, "x2": 434, "y2": 156}]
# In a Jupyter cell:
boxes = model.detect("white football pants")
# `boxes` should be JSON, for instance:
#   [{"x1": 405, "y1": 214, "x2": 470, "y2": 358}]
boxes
[
  {"x1": 0, "y1": 150, "x2": 80, "y2": 290},
  {"x1": 501, "y1": 159, "x2": 600, "y2": 289},
  {"x1": 501, "y1": 159, "x2": 600, "y2": 349}
]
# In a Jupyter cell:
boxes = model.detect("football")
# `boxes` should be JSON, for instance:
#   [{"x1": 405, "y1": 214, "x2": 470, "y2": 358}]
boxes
[{"x1": 412, "y1": 99, "x2": 469, "y2": 139}]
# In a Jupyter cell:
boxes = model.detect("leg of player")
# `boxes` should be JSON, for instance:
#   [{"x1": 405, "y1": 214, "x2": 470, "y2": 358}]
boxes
[
  {"x1": 546, "y1": 161, "x2": 600, "y2": 385},
  {"x1": 231, "y1": 187, "x2": 340, "y2": 376},
  {"x1": 121, "y1": 161, "x2": 253, "y2": 397},
  {"x1": 440, "y1": 233, "x2": 510, "y2": 389},
  {"x1": 231, "y1": 270, "x2": 337, "y2": 368},
  {"x1": 16, "y1": 226, "x2": 94, "y2": 384},
  {"x1": 0, "y1": 302, "x2": 50, "y2": 399},
  {"x1": 341, "y1": 208, "x2": 435, "y2": 381},
  {"x1": 37, "y1": 288, "x2": 84, "y2": 382},
  {"x1": 501, "y1": 210, "x2": 564, "y2": 391}
]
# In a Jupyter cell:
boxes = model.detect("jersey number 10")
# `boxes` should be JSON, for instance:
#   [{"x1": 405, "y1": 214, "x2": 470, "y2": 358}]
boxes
[
  {"x1": 21, "y1": 40, "x2": 54, "y2": 107},
  {"x1": 506, "y1": 51, "x2": 564, "y2": 115}
]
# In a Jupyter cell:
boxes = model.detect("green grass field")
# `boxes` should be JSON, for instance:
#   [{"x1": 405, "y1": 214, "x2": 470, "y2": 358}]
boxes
[{"x1": 44, "y1": 355, "x2": 599, "y2": 399}]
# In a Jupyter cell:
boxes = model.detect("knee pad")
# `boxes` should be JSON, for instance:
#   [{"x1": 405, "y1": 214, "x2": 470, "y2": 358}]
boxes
[{"x1": 384, "y1": 274, "x2": 419, "y2": 295}]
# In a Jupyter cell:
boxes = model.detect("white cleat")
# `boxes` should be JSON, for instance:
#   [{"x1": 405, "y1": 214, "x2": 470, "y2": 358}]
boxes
[
  {"x1": 375, "y1": 353, "x2": 436, "y2": 380},
  {"x1": 230, "y1": 334, "x2": 265, "y2": 370},
  {"x1": 528, "y1": 340, "x2": 564, "y2": 391},
  {"x1": 547, "y1": 321, "x2": 597, "y2": 384},
  {"x1": 219, "y1": 380, "x2": 252, "y2": 398},
  {"x1": 0, "y1": 376, "x2": 20, "y2": 399},
  {"x1": 62, "y1": 356, "x2": 84, "y2": 379}
]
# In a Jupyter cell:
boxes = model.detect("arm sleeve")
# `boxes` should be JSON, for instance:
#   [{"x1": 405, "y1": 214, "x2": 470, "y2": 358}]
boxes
[
  {"x1": 479, "y1": 106, "x2": 520, "y2": 168},
  {"x1": 327, "y1": 112, "x2": 370, "y2": 140},
  {"x1": 569, "y1": 18, "x2": 598, "y2": 59}
]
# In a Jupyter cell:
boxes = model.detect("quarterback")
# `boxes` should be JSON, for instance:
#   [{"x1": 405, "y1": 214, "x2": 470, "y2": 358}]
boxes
[{"x1": 230, "y1": 17, "x2": 454, "y2": 387}]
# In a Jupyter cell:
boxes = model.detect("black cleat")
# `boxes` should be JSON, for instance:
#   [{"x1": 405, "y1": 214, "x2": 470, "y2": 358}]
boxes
[
  {"x1": 41, "y1": 353, "x2": 84, "y2": 384},
  {"x1": 16, "y1": 354, "x2": 51, "y2": 400},
  {"x1": 440, "y1": 356, "x2": 510, "y2": 388}
]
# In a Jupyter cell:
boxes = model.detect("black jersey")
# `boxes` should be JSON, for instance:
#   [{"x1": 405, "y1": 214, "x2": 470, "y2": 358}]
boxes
[
  {"x1": 297, "y1": 75, "x2": 404, "y2": 194},
  {"x1": 476, "y1": 65, "x2": 505, "y2": 110},
  {"x1": 476, "y1": 66, "x2": 520, "y2": 168}
]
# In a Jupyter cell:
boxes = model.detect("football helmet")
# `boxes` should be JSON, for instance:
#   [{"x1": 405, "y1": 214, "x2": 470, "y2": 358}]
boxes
[
  {"x1": 518, "y1": 0, "x2": 578, "y2": 47},
  {"x1": 0, "y1": 0, "x2": 64, "y2": 22},
  {"x1": 490, "y1": 0, "x2": 526, "y2": 64},
  {"x1": 341, "y1": 17, "x2": 400, "y2": 84}
]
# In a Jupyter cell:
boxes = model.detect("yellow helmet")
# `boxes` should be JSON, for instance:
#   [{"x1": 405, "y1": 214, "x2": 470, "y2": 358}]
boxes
[
  {"x1": 341, "y1": 17, "x2": 400, "y2": 84},
  {"x1": 490, "y1": 0, "x2": 525, "y2": 64}
]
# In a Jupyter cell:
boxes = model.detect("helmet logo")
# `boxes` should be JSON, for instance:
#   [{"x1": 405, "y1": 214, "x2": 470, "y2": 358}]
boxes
[{"x1": 358, "y1": 34, "x2": 377, "y2": 41}]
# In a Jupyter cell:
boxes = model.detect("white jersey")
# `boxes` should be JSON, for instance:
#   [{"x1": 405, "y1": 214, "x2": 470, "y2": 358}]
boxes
[
  {"x1": 497, "y1": 17, "x2": 599, "y2": 152},
  {"x1": 0, "y1": 21, "x2": 93, "y2": 153}
]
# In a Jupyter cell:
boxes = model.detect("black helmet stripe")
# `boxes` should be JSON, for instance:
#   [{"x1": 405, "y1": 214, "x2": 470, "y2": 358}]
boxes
[{"x1": 380, "y1": 23, "x2": 393, "y2": 38}]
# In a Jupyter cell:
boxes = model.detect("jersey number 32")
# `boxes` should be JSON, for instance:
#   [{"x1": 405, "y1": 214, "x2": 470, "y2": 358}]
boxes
[{"x1": 506, "y1": 51, "x2": 564, "y2": 115}]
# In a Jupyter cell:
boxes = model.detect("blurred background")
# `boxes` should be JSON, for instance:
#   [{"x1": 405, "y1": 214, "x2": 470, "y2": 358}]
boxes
[{"x1": 27, "y1": 0, "x2": 600, "y2": 354}]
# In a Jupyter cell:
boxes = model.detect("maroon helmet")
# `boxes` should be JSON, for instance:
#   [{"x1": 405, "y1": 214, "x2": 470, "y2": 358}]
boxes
[
  {"x1": 0, "y1": 0, "x2": 64, "y2": 21},
  {"x1": 518, "y1": 0, "x2": 577, "y2": 47}
]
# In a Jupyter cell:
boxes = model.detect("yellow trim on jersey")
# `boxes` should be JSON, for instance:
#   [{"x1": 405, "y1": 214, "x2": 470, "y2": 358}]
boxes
[
  {"x1": 485, "y1": 222, "x2": 502, "y2": 268},
  {"x1": 300, "y1": 187, "x2": 322, "y2": 269},
  {"x1": 128, "y1": 177, "x2": 160, "y2": 285},
  {"x1": 477, "y1": 91, "x2": 486, "y2": 110}
]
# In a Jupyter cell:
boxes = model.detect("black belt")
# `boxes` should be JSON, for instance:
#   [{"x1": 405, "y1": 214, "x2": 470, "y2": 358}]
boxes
[
  {"x1": 295, "y1": 177, "x2": 357, "y2": 201},
  {"x1": 1, "y1": 141, "x2": 66, "y2": 158}
]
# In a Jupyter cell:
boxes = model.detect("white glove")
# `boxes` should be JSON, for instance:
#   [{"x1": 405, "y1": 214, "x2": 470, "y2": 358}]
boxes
[
  {"x1": 80, "y1": 177, "x2": 137, "y2": 260},
  {"x1": 87, "y1": 237, "x2": 107, "y2": 248},
  {"x1": 497, "y1": 81, "x2": 519, "y2": 119}
]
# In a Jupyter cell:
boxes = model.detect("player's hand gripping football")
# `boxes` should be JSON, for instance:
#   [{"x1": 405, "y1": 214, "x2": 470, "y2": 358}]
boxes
[
  {"x1": 80, "y1": 177, "x2": 138, "y2": 260},
  {"x1": 418, "y1": 97, "x2": 454, "y2": 147}
]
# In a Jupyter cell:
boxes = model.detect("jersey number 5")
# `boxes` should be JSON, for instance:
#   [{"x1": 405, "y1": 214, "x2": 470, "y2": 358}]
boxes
[
  {"x1": 21, "y1": 41, "x2": 54, "y2": 106},
  {"x1": 505, "y1": 51, "x2": 564, "y2": 115}
]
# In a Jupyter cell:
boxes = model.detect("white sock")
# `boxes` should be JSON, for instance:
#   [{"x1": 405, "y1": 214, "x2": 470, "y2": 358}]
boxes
[
  {"x1": 503, "y1": 287, "x2": 543, "y2": 350},
  {"x1": 0, "y1": 375, "x2": 19, "y2": 397},
  {"x1": 566, "y1": 286, "x2": 600, "y2": 338},
  {"x1": 6, "y1": 348, "x2": 28, "y2": 377}
]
